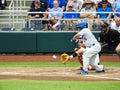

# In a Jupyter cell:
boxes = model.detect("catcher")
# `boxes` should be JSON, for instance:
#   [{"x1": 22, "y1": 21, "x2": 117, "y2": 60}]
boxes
[{"x1": 60, "y1": 38, "x2": 99, "y2": 70}]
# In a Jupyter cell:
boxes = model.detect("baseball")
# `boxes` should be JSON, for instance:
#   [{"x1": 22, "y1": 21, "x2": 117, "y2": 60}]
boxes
[{"x1": 52, "y1": 55, "x2": 57, "y2": 59}]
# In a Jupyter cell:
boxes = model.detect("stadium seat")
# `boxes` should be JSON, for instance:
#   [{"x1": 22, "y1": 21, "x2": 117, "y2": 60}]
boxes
[
  {"x1": 21, "y1": 27, "x2": 35, "y2": 31},
  {"x1": 1, "y1": 27, "x2": 15, "y2": 31}
]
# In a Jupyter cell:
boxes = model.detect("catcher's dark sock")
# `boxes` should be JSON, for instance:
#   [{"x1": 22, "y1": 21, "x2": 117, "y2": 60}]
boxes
[{"x1": 72, "y1": 52, "x2": 77, "y2": 57}]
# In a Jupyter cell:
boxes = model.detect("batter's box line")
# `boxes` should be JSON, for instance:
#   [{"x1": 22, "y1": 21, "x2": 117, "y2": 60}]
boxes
[
  {"x1": 98, "y1": 72, "x2": 120, "y2": 77},
  {"x1": 0, "y1": 71, "x2": 26, "y2": 75},
  {"x1": 86, "y1": 74, "x2": 120, "y2": 81}
]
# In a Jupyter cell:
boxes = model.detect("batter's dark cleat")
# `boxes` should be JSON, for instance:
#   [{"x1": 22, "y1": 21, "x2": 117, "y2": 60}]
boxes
[
  {"x1": 96, "y1": 68, "x2": 105, "y2": 73},
  {"x1": 76, "y1": 69, "x2": 88, "y2": 74}
]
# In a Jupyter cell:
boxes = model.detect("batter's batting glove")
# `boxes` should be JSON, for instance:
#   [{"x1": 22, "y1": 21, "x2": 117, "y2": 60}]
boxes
[{"x1": 71, "y1": 39, "x2": 79, "y2": 43}]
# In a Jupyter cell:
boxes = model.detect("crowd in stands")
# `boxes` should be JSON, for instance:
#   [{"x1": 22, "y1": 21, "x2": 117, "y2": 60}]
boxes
[
  {"x1": 26, "y1": 0, "x2": 120, "y2": 31},
  {"x1": 0, "y1": 0, "x2": 120, "y2": 55}
]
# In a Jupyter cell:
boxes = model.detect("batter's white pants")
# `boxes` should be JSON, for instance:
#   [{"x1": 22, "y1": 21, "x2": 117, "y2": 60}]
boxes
[{"x1": 82, "y1": 44, "x2": 104, "y2": 71}]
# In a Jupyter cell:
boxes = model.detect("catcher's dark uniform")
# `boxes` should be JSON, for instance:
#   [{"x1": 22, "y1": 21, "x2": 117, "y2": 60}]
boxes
[{"x1": 98, "y1": 29, "x2": 120, "y2": 54}]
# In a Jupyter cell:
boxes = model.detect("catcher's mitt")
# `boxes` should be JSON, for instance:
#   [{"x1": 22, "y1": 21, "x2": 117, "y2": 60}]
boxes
[{"x1": 60, "y1": 53, "x2": 70, "y2": 64}]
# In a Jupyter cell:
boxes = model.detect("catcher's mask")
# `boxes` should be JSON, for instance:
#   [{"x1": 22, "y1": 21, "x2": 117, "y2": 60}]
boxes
[
  {"x1": 76, "y1": 22, "x2": 87, "y2": 30},
  {"x1": 100, "y1": 23, "x2": 108, "y2": 35}
]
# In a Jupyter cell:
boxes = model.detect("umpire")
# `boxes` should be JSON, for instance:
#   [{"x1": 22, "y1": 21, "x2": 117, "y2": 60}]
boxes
[{"x1": 98, "y1": 23, "x2": 120, "y2": 55}]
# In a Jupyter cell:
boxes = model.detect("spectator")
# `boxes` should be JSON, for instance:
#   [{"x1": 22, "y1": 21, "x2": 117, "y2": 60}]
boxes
[
  {"x1": 96, "y1": 0, "x2": 115, "y2": 12},
  {"x1": 110, "y1": 17, "x2": 120, "y2": 33},
  {"x1": 80, "y1": 0, "x2": 96, "y2": 19},
  {"x1": 114, "y1": 8, "x2": 120, "y2": 18},
  {"x1": 48, "y1": 0, "x2": 63, "y2": 19},
  {"x1": 91, "y1": 0, "x2": 114, "y2": 6},
  {"x1": 28, "y1": 1, "x2": 46, "y2": 18},
  {"x1": 0, "y1": 0, "x2": 7, "y2": 10},
  {"x1": 63, "y1": 3, "x2": 78, "y2": 30},
  {"x1": 96, "y1": 0, "x2": 113, "y2": 8},
  {"x1": 64, "y1": 3, "x2": 78, "y2": 18},
  {"x1": 45, "y1": 16, "x2": 60, "y2": 31},
  {"x1": 96, "y1": 0, "x2": 113, "y2": 26},
  {"x1": 30, "y1": 0, "x2": 48, "y2": 11},
  {"x1": 113, "y1": 0, "x2": 120, "y2": 11},
  {"x1": 80, "y1": 0, "x2": 96, "y2": 30},
  {"x1": 97, "y1": 0, "x2": 113, "y2": 19},
  {"x1": 47, "y1": 0, "x2": 66, "y2": 11},
  {"x1": 28, "y1": 1, "x2": 47, "y2": 30},
  {"x1": 66, "y1": 0, "x2": 83, "y2": 12}
]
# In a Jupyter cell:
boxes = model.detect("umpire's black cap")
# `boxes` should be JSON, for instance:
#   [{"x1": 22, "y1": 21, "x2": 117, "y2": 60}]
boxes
[
  {"x1": 100, "y1": 22, "x2": 109, "y2": 34},
  {"x1": 101, "y1": 22, "x2": 108, "y2": 29}
]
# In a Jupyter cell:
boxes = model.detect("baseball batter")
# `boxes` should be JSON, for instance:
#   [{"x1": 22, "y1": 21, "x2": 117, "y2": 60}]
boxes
[
  {"x1": 72, "y1": 22, "x2": 105, "y2": 74},
  {"x1": 69, "y1": 38, "x2": 99, "y2": 70}
]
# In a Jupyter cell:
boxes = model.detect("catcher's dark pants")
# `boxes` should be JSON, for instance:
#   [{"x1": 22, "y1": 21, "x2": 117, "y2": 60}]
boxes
[{"x1": 99, "y1": 44, "x2": 117, "y2": 57}]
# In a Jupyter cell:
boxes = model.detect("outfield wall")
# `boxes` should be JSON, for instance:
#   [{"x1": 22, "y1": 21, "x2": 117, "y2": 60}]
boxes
[{"x1": 0, "y1": 31, "x2": 100, "y2": 53}]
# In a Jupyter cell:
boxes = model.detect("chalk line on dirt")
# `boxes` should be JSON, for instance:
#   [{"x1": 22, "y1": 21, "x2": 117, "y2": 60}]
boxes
[
  {"x1": 86, "y1": 74, "x2": 120, "y2": 81},
  {"x1": 0, "y1": 71, "x2": 26, "y2": 75}
]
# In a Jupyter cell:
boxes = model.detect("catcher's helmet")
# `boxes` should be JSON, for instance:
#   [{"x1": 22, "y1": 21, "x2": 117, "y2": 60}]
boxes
[{"x1": 76, "y1": 22, "x2": 87, "y2": 30}]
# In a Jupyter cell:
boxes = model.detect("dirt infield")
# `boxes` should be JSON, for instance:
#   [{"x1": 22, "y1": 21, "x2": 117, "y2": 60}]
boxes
[
  {"x1": 0, "y1": 67, "x2": 120, "y2": 81},
  {"x1": 0, "y1": 55, "x2": 120, "y2": 81}
]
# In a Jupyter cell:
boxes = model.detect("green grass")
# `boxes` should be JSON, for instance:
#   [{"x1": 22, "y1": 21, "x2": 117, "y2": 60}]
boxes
[
  {"x1": 0, "y1": 62, "x2": 120, "y2": 90},
  {"x1": 0, "y1": 80, "x2": 120, "y2": 90},
  {"x1": 0, "y1": 62, "x2": 119, "y2": 67}
]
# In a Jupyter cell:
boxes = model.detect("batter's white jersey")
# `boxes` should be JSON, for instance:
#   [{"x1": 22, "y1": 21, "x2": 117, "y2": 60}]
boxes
[{"x1": 78, "y1": 28, "x2": 99, "y2": 48}]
